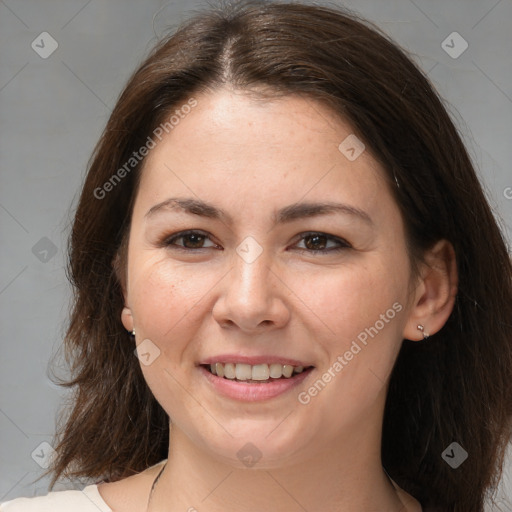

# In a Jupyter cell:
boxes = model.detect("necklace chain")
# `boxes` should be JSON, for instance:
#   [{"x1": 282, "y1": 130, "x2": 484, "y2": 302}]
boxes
[
  {"x1": 145, "y1": 463, "x2": 409, "y2": 511},
  {"x1": 146, "y1": 462, "x2": 167, "y2": 512}
]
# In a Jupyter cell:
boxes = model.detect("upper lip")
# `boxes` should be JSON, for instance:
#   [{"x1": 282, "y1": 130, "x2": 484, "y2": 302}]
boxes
[{"x1": 198, "y1": 354, "x2": 314, "y2": 367}]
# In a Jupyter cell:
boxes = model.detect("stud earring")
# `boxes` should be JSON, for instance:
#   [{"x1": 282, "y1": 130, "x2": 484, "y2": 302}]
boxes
[
  {"x1": 129, "y1": 328, "x2": 135, "y2": 338},
  {"x1": 417, "y1": 324, "x2": 430, "y2": 340}
]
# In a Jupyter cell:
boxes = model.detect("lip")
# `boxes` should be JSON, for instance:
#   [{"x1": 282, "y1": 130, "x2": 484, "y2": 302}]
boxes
[
  {"x1": 197, "y1": 354, "x2": 313, "y2": 367},
  {"x1": 198, "y1": 365, "x2": 314, "y2": 402}
]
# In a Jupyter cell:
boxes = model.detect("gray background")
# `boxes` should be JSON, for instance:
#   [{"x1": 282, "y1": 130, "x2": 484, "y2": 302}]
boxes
[{"x1": 0, "y1": 0, "x2": 511, "y2": 509}]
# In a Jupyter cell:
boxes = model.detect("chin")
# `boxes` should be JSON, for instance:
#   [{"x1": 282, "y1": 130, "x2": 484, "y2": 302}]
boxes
[{"x1": 194, "y1": 427, "x2": 314, "y2": 470}]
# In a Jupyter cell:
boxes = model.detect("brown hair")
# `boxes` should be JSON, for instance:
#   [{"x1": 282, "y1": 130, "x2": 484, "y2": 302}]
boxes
[{"x1": 42, "y1": 1, "x2": 512, "y2": 510}]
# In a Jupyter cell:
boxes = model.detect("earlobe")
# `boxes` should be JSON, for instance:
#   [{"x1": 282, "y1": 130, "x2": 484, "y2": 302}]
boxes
[
  {"x1": 121, "y1": 306, "x2": 134, "y2": 333},
  {"x1": 113, "y1": 250, "x2": 133, "y2": 335},
  {"x1": 403, "y1": 239, "x2": 458, "y2": 341}
]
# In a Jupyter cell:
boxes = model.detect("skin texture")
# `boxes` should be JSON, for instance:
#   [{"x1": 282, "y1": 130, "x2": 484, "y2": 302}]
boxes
[{"x1": 100, "y1": 87, "x2": 457, "y2": 512}]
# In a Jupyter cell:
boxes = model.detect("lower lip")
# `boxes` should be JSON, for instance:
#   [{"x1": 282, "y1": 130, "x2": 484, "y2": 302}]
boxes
[{"x1": 198, "y1": 365, "x2": 314, "y2": 402}]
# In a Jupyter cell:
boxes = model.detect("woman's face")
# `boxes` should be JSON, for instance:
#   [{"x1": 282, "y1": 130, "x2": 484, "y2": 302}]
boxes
[{"x1": 120, "y1": 87, "x2": 418, "y2": 467}]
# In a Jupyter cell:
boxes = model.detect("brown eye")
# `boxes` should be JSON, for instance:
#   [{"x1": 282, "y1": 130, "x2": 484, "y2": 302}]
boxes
[
  {"x1": 294, "y1": 232, "x2": 351, "y2": 254},
  {"x1": 163, "y1": 230, "x2": 217, "y2": 250},
  {"x1": 162, "y1": 230, "x2": 350, "y2": 254}
]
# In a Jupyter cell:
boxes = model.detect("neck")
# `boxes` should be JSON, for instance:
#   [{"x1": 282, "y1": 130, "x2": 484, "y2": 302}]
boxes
[{"x1": 148, "y1": 421, "x2": 407, "y2": 512}]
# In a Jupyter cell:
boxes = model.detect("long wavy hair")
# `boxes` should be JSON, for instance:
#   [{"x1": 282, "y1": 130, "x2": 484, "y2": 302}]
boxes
[{"x1": 41, "y1": 1, "x2": 512, "y2": 510}]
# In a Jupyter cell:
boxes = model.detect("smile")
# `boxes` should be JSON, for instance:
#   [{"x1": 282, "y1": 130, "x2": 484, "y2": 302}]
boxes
[
  {"x1": 203, "y1": 362, "x2": 312, "y2": 382},
  {"x1": 198, "y1": 364, "x2": 315, "y2": 401}
]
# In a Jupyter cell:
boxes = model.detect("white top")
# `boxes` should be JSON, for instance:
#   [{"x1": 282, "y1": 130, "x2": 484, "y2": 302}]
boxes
[
  {"x1": 0, "y1": 484, "x2": 112, "y2": 511},
  {"x1": 1, "y1": 461, "x2": 427, "y2": 511},
  {"x1": 0, "y1": 459, "x2": 167, "y2": 511}
]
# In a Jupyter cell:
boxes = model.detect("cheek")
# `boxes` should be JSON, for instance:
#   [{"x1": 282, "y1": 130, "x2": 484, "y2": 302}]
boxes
[
  {"x1": 302, "y1": 258, "x2": 406, "y2": 345},
  {"x1": 307, "y1": 258, "x2": 408, "y2": 409},
  {"x1": 297, "y1": 276, "x2": 405, "y2": 431},
  {"x1": 305, "y1": 261, "x2": 407, "y2": 396},
  {"x1": 128, "y1": 259, "x2": 205, "y2": 402},
  {"x1": 128, "y1": 254, "x2": 228, "y2": 361},
  {"x1": 129, "y1": 256, "x2": 195, "y2": 344}
]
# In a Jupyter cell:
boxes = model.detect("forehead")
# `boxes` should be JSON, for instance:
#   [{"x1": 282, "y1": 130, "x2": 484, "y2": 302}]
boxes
[{"x1": 134, "y1": 88, "x2": 393, "y2": 224}]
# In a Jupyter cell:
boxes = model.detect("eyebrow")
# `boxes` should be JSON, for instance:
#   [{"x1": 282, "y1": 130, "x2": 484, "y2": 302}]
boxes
[{"x1": 144, "y1": 197, "x2": 374, "y2": 227}]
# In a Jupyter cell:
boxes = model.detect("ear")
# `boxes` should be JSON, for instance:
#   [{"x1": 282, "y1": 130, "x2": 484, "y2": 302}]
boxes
[
  {"x1": 403, "y1": 239, "x2": 458, "y2": 341},
  {"x1": 112, "y1": 251, "x2": 133, "y2": 332},
  {"x1": 121, "y1": 306, "x2": 134, "y2": 333}
]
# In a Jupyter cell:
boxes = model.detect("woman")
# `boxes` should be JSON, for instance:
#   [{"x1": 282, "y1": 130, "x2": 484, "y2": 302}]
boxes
[{"x1": 2, "y1": 1, "x2": 511, "y2": 511}]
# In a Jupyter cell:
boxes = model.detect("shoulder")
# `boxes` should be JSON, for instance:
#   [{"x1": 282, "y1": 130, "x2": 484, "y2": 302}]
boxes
[
  {"x1": 0, "y1": 459, "x2": 167, "y2": 512},
  {"x1": 0, "y1": 485, "x2": 111, "y2": 512},
  {"x1": 95, "y1": 458, "x2": 167, "y2": 511}
]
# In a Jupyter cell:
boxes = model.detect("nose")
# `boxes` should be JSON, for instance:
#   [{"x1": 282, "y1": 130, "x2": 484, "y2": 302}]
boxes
[{"x1": 211, "y1": 247, "x2": 291, "y2": 332}]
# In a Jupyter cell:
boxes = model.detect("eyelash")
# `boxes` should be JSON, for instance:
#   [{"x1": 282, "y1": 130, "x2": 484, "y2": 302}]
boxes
[{"x1": 161, "y1": 230, "x2": 351, "y2": 255}]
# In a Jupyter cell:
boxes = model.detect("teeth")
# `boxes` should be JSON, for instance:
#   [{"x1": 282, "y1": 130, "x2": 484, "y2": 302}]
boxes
[
  {"x1": 224, "y1": 363, "x2": 236, "y2": 379},
  {"x1": 235, "y1": 363, "x2": 252, "y2": 381},
  {"x1": 282, "y1": 364, "x2": 294, "y2": 378},
  {"x1": 206, "y1": 362, "x2": 308, "y2": 381},
  {"x1": 252, "y1": 364, "x2": 270, "y2": 380},
  {"x1": 269, "y1": 363, "x2": 283, "y2": 378}
]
